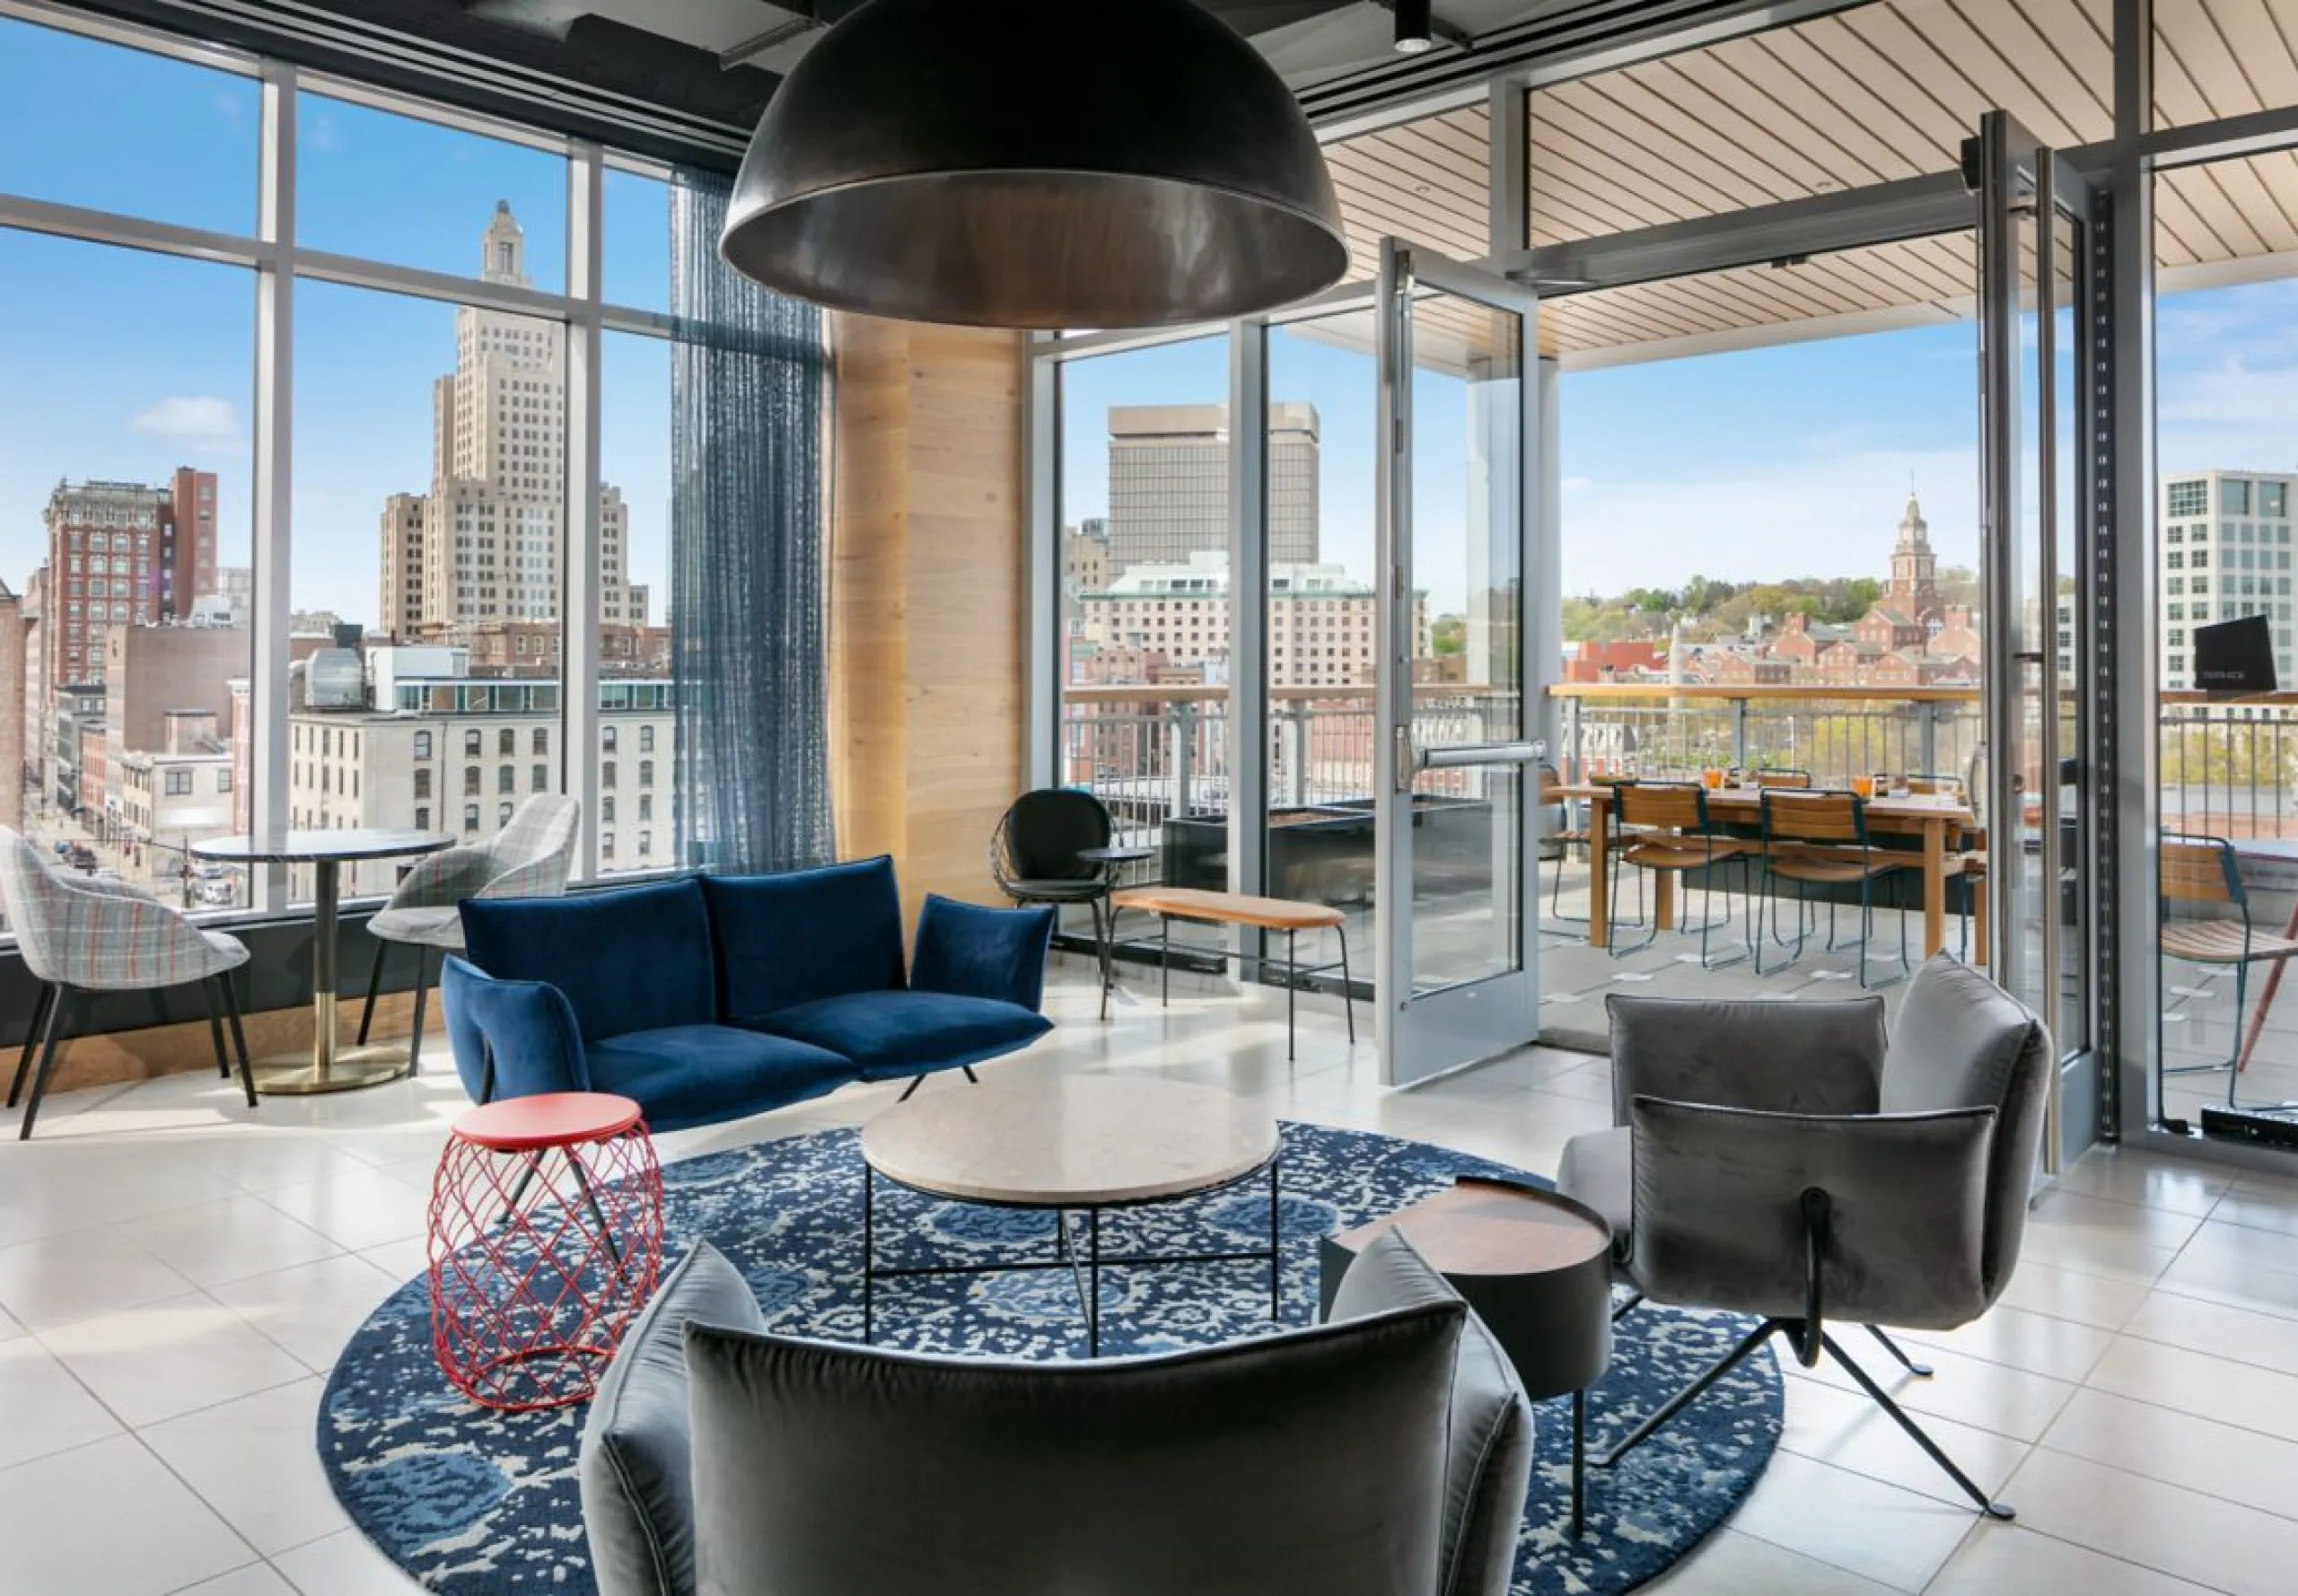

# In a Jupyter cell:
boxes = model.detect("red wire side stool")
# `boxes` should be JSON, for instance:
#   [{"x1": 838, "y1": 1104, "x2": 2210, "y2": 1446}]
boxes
[{"x1": 427, "y1": 1092, "x2": 663, "y2": 1412}]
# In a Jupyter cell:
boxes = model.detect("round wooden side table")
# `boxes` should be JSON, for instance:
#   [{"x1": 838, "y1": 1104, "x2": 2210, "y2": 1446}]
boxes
[
  {"x1": 1320, "y1": 1176, "x2": 1614, "y2": 1537},
  {"x1": 427, "y1": 1092, "x2": 664, "y2": 1411}
]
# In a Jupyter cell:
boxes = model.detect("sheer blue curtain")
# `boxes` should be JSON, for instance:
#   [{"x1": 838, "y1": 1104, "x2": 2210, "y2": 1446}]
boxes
[{"x1": 669, "y1": 169, "x2": 831, "y2": 873}]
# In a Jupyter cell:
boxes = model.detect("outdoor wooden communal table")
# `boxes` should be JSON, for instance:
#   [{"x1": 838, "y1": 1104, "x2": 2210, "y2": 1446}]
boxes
[
  {"x1": 1107, "y1": 885, "x2": 1355, "y2": 1061},
  {"x1": 1319, "y1": 1178, "x2": 1614, "y2": 1538},
  {"x1": 1557, "y1": 785, "x2": 1975, "y2": 958},
  {"x1": 189, "y1": 828, "x2": 453, "y2": 1094},
  {"x1": 858, "y1": 1074, "x2": 1282, "y2": 1356}
]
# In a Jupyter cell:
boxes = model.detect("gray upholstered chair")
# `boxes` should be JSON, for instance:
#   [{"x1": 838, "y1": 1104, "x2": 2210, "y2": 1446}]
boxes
[
  {"x1": 1556, "y1": 954, "x2": 2050, "y2": 1520},
  {"x1": 579, "y1": 1233, "x2": 1535, "y2": 1596},
  {"x1": 355, "y1": 794, "x2": 577, "y2": 1071},
  {"x1": 0, "y1": 827, "x2": 255, "y2": 1138}
]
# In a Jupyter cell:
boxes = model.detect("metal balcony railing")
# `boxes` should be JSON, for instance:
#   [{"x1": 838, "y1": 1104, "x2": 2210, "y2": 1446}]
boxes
[{"x1": 1057, "y1": 682, "x2": 2298, "y2": 845}]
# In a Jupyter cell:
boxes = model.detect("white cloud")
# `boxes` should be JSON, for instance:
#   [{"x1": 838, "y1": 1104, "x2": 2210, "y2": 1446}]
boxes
[{"x1": 131, "y1": 395, "x2": 241, "y2": 443}]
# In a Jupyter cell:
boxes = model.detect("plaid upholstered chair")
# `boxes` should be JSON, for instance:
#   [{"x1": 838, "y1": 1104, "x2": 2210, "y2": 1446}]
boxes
[
  {"x1": 0, "y1": 828, "x2": 255, "y2": 1139},
  {"x1": 355, "y1": 794, "x2": 579, "y2": 1072}
]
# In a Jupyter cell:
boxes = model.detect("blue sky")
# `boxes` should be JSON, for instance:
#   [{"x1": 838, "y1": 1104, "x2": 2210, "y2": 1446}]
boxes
[
  {"x1": 7, "y1": 13, "x2": 2298, "y2": 627},
  {"x1": 0, "y1": 18, "x2": 673, "y2": 627}
]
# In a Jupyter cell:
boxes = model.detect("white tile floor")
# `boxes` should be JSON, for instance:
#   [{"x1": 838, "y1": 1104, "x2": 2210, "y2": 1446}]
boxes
[{"x1": 2, "y1": 959, "x2": 2294, "y2": 1594}]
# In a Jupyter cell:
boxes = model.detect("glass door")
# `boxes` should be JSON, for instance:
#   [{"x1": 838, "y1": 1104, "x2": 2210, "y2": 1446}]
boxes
[
  {"x1": 1374, "y1": 240, "x2": 1539, "y2": 1085},
  {"x1": 1974, "y1": 110, "x2": 2101, "y2": 1169}
]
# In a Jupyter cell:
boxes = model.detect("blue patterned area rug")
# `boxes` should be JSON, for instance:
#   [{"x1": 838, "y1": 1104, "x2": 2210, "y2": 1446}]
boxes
[{"x1": 319, "y1": 1122, "x2": 1780, "y2": 1594}]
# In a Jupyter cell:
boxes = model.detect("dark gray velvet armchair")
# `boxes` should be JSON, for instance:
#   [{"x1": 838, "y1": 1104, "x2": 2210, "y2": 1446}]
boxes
[
  {"x1": 579, "y1": 1232, "x2": 1535, "y2": 1596},
  {"x1": 1556, "y1": 953, "x2": 2050, "y2": 1520}
]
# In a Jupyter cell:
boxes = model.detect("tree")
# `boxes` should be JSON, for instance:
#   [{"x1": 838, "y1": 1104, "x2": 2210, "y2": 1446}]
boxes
[
  {"x1": 1429, "y1": 614, "x2": 1467, "y2": 656},
  {"x1": 1620, "y1": 585, "x2": 1681, "y2": 616}
]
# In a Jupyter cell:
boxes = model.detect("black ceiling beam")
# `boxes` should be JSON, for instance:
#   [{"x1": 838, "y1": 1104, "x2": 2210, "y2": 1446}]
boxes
[{"x1": 47, "y1": 0, "x2": 768, "y2": 172}]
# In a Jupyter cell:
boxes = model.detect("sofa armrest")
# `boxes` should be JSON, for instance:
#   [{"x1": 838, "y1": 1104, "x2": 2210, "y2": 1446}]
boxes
[
  {"x1": 1629, "y1": 1095, "x2": 1994, "y2": 1329},
  {"x1": 909, "y1": 895, "x2": 1057, "y2": 1010},
  {"x1": 581, "y1": 1245, "x2": 765, "y2": 1596},
  {"x1": 440, "y1": 956, "x2": 591, "y2": 1104},
  {"x1": 1607, "y1": 993, "x2": 1885, "y2": 1123}
]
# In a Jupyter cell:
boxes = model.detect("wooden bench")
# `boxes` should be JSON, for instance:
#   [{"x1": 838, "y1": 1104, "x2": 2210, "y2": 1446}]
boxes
[{"x1": 1108, "y1": 887, "x2": 1355, "y2": 1060}]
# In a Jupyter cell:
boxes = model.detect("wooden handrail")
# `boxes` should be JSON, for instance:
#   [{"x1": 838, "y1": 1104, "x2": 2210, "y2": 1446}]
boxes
[{"x1": 1060, "y1": 680, "x2": 2298, "y2": 709}]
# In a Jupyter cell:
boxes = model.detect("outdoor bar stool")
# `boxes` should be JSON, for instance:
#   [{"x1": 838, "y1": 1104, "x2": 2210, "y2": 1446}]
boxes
[
  {"x1": 1609, "y1": 781, "x2": 1750, "y2": 969},
  {"x1": 1754, "y1": 789, "x2": 1911, "y2": 989}
]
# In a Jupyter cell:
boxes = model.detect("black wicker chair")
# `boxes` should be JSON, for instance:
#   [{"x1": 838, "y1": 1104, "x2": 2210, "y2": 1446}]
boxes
[{"x1": 990, "y1": 789, "x2": 1119, "y2": 1003}]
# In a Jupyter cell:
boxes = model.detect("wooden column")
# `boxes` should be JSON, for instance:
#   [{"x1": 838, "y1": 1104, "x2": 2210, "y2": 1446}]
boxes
[{"x1": 830, "y1": 314, "x2": 1027, "y2": 923}]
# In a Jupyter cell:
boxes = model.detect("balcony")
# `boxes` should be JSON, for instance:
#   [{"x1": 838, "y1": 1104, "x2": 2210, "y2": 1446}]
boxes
[{"x1": 1061, "y1": 682, "x2": 2298, "y2": 1074}]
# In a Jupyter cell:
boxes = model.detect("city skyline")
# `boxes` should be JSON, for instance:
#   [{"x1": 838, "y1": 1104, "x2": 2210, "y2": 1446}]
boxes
[{"x1": 0, "y1": 20, "x2": 676, "y2": 631}]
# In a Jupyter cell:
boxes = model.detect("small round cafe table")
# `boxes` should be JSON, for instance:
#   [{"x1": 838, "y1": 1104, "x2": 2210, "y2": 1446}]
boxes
[{"x1": 190, "y1": 829, "x2": 452, "y2": 1094}]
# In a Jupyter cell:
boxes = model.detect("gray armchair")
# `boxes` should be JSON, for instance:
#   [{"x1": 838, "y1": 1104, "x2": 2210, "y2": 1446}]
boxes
[
  {"x1": 1556, "y1": 954, "x2": 2049, "y2": 1520},
  {"x1": 579, "y1": 1233, "x2": 1535, "y2": 1596},
  {"x1": 0, "y1": 827, "x2": 255, "y2": 1138},
  {"x1": 355, "y1": 794, "x2": 577, "y2": 1072}
]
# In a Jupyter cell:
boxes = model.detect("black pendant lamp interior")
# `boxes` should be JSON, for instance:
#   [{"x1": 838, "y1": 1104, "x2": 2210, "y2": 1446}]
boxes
[{"x1": 718, "y1": 0, "x2": 1350, "y2": 330}]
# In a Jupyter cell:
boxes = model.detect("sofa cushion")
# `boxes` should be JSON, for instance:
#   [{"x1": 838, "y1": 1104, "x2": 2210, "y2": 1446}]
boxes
[
  {"x1": 581, "y1": 1243, "x2": 765, "y2": 1596},
  {"x1": 701, "y1": 858, "x2": 907, "y2": 1027},
  {"x1": 758, "y1": 989, "x2": 1052, "y2": 1081},
  {"x1": 910, "y1": 894, "x2": 1056, "y2": 1011},
  {"x1": 460, "y1": 879, "x2": 716, "y2": 1043},
  {"x1": 681, "y1": 1298, "x2": 1465, "y2": 1596},
  {"x1": 585, "y1": 1025, "x2": 854, "y2": 1133},
  {"x1": 1329, "y1": 1230, "x2": 1537, "y2": 1596}
]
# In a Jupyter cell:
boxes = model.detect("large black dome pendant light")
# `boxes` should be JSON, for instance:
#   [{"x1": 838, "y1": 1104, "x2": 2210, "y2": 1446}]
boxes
[{"x1": 718, "y1": 0, "x2": 1349, "y2": 329}]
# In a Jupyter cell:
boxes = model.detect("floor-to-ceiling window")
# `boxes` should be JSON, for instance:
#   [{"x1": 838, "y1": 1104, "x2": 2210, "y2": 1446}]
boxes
[
  {"x1": 2150, "y1": 144, "x2": 2298, "y2": 1131},
  {"x1": 0, "y1": 5, "x2": 790, "y2": 937},
  {"x1": 1051, "y1": 334, "x2": 1232, "y2": 963},
  {"x1": 0, "y1": 20, "x2": 258, "y2": 918}
]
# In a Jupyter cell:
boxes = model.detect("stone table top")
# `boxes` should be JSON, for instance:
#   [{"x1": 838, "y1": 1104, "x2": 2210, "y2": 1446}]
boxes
[{"x1": 860, "y1": 1074, "x2": 1279, "y2": 1207}]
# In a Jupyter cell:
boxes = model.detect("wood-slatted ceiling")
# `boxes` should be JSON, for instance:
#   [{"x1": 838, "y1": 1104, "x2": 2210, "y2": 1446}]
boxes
[{"x1": 1320, "y1": 0, "x2": 2298, "y2": 360}]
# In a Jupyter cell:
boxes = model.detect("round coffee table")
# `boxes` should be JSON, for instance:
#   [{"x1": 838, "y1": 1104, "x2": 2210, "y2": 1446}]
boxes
[
  {"x1": 859, "y1": 1074, "x2": 1280, "y2": 1355},
  {"x1": 1320, "y1": 1177, "x2": 1614, "y2": 1536}
]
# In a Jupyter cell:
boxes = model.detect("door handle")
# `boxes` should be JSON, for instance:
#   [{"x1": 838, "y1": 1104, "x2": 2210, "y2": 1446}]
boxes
[{"x1": 1415, "y1": 739, "x2": 1548, "y2": 773}]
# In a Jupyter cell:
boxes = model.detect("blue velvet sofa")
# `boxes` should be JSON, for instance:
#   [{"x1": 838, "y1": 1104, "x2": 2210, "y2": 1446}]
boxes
[{"x1": 438, "y1": 855, "x2": 1056, "y2": 1131}]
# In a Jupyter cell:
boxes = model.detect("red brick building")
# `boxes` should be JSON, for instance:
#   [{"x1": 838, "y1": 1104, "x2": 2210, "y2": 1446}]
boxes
[{"x1": 41, "y1": 470, "x2": 218, "y2": 690}]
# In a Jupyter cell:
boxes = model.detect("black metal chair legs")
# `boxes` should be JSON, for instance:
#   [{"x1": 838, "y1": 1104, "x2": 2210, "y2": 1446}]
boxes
[
  {"x1": 12, "y1": 975, "x2": 256, "y2": 1140},
  {"x1": 358, "y1": 940, "x2": 437, "y2": 1073}
]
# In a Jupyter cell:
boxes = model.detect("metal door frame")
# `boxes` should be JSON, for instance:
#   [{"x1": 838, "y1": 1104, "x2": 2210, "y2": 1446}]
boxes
[
  {"x1": 1374, "y1": 237, "x2": 1542, "y2": 1086},
  {"x1": 1973, "y1": 110, "x2": 2107, "y2": 1170}
]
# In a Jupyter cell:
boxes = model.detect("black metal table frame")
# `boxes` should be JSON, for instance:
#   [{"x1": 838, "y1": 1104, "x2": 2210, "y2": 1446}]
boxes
[
  {"x1": 1101, "y1": 910, "x2": 1355, "y2": 1061},
  {"x1": 861, "y1": 1153, "x2": 1283, "y2": 1356}
]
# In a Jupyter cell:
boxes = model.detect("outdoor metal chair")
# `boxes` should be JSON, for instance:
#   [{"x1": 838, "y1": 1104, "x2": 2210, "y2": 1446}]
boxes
[
  {"x1": 1755, "y1": 789, "x2": 1911, "y2": 988},
  {"x1": 2160, "y1": 833, "x2": 2298, "y2": 1109},
  {"x1": 1609, "y1": 781, "x2": 1750, "y2": 969}
]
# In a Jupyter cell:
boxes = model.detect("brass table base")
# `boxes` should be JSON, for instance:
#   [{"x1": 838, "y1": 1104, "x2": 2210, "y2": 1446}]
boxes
[{"x1": 254, "y1": 1043, "x2": 415, "y2": 1096}]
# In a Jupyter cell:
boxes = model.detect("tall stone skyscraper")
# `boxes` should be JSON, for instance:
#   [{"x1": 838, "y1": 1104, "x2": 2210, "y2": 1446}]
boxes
[
  {"x1": 1105, "y1": 402, "x2": 1320, "y2": 571},
  {"x1": 380, "y1": 201, "x2": 643, "y2": 641}
]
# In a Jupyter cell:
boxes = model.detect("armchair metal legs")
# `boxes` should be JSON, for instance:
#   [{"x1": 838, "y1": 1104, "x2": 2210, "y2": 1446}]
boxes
[
  {"x1": 14, "y1": 984, "x2": 75, "y2": 1141},
  {"x1": 1594, "y1": 1315, "x2": 2011, "y2": 1518},
  {"x1": 356, "y1": 942, "x2": 436, "y2": 1074},
  {"x1": 1598, "y1": 1188, "x2": 2011, "y2": 1520}
]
